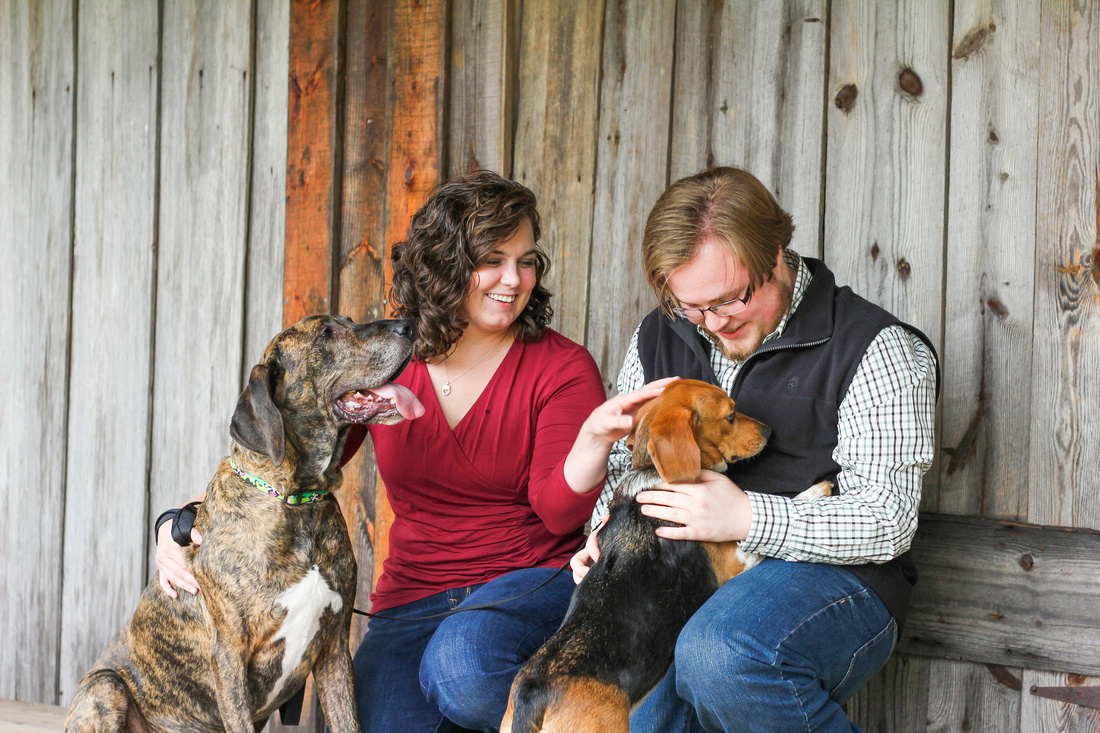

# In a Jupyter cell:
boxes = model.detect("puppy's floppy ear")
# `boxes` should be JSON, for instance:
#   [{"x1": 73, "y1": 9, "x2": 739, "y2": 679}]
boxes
[
  {"x1": 647, "y1": 405, "x2": 702, "y2": 483},
  {"x1": 230, "y1": 361, "x2": 286, "y2": 466},
  {"x1": 627, "y1": 398, "x2": 658, "y2": 468}
]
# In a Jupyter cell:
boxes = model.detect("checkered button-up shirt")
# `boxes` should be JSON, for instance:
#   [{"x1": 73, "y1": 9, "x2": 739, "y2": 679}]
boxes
[{"x1": 596, "y1": 251, "x2": 938, "y2": 565}]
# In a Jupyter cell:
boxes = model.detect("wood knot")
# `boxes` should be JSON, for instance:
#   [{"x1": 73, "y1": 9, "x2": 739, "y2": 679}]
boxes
[
  {"x1": 954, "y1": 24, "x2": 994, "y2": 60},
  {"x1": 898, "y1": 68, "x2": 923, "y2": 98},
  {"x1": 835, "y1": 84, "x2": 858, "y2": 114},
  {"x1": 1019, "y1": 554, "x2": 1034, "y2": 571},
  {"x1": 896, "y1": 257, "x2": 911, "y2": 278},
  {"x1": 871, "y1": 242, "x2": 880, "y2": 262},
  {"x1": 986, "y1": 296, "x2": 1009, "y2": 319}
]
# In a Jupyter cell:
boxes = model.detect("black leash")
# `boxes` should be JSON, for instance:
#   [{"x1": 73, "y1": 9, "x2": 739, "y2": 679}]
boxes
[{"x1": 352, "y1": 560, "x2": 573, "y2": 622}]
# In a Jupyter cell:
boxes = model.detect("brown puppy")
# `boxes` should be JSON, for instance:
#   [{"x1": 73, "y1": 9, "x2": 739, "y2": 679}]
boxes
[
  {"x1": 501, "y1": 379, "x2": 830, "y2": 733},
  {"x1": 66, "y1": 315, "x2": 422, "y2": 733}
]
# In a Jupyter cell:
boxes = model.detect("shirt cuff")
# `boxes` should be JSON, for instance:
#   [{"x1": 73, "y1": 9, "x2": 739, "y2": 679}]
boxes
[{"x1": 742, "y1": 491, "x2": 793, "y2": 556}]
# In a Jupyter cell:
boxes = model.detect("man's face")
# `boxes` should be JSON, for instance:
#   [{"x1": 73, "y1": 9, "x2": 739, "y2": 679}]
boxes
[{"x1": 666, "y1": 237, "x2": 794, "y2": 361}]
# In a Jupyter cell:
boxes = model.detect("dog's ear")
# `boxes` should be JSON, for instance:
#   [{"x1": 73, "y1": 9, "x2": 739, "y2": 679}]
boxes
[
  {"x1": 628, "y1": 398, "x2": 658, "y2": 467},
  {"x1": 230, "y1": 361, "x2": 286, "y2": 466},
  {"x1": 647, "y1": 405, "x2": 702, "y2": 483}
]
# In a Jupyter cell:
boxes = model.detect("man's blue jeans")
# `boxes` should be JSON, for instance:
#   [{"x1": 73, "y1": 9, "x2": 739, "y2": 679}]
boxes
[
  {"x1": 631, "y1": 559, "x2": 897, "y2": 733},
  {"x1": 352, "y1": 566, "x2": 574, "y2": 733}
]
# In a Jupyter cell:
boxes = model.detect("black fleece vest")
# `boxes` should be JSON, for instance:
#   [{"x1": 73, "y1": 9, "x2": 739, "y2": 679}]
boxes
[{"x1": 638, "y1": 257, "x2": 938, "y2": 630}]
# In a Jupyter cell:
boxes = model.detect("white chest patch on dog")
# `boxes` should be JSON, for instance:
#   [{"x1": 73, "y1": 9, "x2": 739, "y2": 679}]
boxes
[
  {"x1": 736, "y1": 546, "x2": 764, "y2": 573},
  {"x1": 264, "y1": 565, "x2": 343, "y2": 708}
]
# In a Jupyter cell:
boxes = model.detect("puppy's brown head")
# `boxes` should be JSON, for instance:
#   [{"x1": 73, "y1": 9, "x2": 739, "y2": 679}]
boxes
[
  {"x1": 625, "y1": 379, "x2": 769, "y2": 484},
  {"x1": 229, "y1": 315, "x2": 423, "y2": 469}
]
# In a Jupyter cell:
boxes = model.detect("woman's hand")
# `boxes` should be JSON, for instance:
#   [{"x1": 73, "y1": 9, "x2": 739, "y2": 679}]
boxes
[
  {"x1": 563, "y1": 377, "x2": 679, "y2": 494},
  {"x1": 636, "y1": 469, "x2": 753, "y2": 542},
  {"x1": 570, "y1": 514, "x2": 608, "y2": 584},
  {"x1": 155, "y1": 517, "x2": 203, "y2": 599},
  {"x1": 581, "y1": 377, "x2": 679, "y2": 448}
]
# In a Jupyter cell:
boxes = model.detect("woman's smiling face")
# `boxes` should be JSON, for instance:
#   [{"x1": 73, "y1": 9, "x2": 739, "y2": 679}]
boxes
[{"x1": 460, "y1": 218, "x2": 538, "y2": 337}]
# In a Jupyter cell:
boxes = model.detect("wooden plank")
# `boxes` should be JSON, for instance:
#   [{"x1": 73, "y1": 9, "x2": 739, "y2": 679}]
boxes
[
  {"x1": 899, "y1": 514, "x2": 1100, "y2": 677},
  {"x1": 59, "y1": 0, "x2": 159, "y2": 704},
  {"x1": 244, "y1": 0, "x2": 290, "y2": 369},
  {"x1": 149, "y1": 0, "x2": 254, "y2": 567},
  {"x1": 275, "y1": 4, "x2": 344, "y2": 730},
  {"x1": 373, "y1": 0, "x2": 446, "y2": 599},
  {"x1": 0, "y1": 0, "x2": 74, "y2": 704},
  {"x1": 925, "y1": 659, "x2": 1023, "y2": 732},
  {"x1": 0, "y1": 699, "x2": 67, "y2": 733},
  {"x1": 512, "y1": 0, "x2": 605, "y2": 345},
  {"x1": 845, "y1": 653, "x2": 934, "y2": 731},
  {"x1": 850, "y1": 655, "x2": 1023, "y2": 732},
  {"x1": 937, "y1": 1, "x2": 1040, "y2": 520},
  {"x1": 448, "y1": 0, "x2": 516, "y2": 179},
  {"x1": 284, "y1": 0, "x2": 341, "y2": 326},
  {"x1": 1028, "y1": 0, "x2": 1100, "y2": 530},
  {"x1": 670, "y1": 0, "x2": 828, "y2": 258},
  {"x1": 824, "y1": 0, "x2": 949, "y2": 513},
  {"x1": 335, "y1": 0, "x2": 391, "y2": 641},
  {"x1": 586, "y1": 0, "x2": 677, "y2": 392},
  {"x1": 1022, "y1": 670, "x2": 1100, "y2": 731}
]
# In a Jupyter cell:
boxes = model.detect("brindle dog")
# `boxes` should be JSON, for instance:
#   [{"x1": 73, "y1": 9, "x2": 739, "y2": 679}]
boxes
[{"x1": 66, "y1": 315, "x2": 423, "y2": 733}]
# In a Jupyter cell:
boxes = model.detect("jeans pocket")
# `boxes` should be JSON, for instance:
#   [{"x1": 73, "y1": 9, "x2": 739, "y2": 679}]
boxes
[{"x1": 830, "y1": 617, "x2": 897, "y2": 704}]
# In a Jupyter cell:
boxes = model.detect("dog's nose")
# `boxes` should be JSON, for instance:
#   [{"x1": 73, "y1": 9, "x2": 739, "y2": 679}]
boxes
[
  {"x1": 389, "y1": 319, "x2": 416, "y2": 339},
  {"x1": 761, "y1": 424, "x2": 773, "y2": 442}
]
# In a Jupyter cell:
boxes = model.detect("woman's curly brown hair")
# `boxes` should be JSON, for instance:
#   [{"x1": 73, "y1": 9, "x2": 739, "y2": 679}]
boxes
[{"x1": 390, "y1": 170, "x2": 553, "y2": 361}]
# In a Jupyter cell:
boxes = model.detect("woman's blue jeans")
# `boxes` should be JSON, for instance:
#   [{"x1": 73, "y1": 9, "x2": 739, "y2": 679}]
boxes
[
  {"x1": 631, "y1": 559, "x2": 897, "y2": 733},
  {"x1": 352, "y1": 566, "x2": 575, "y2": 733}
]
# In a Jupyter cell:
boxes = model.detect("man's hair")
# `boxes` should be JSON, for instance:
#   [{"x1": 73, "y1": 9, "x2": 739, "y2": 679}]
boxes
[
  {"x1": 642, "y1": 166, "x2": 795, "y2": 314},
  {"x1": 390, "y1": 170, "x2": 552, "y2": 360}
]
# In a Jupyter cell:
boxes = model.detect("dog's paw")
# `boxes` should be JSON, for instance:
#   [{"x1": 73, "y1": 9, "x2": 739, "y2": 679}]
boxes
[{"x1": 797, "y1": 481, "x2": 833, "y2": 501}]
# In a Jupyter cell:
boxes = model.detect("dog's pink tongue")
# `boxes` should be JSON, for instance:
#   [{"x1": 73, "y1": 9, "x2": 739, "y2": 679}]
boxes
[{"x1": 371, "y1": 383, "x2": 425, "y2": 420}]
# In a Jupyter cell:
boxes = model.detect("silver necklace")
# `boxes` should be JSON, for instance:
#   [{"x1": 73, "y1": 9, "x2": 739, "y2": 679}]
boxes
[{"x1": 440, "y1": 333, "x2": 510, "y2": 397}]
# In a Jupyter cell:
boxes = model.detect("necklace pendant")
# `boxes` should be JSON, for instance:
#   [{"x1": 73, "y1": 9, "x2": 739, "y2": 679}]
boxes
[{"x1": 441, "y1": 382, "x2": 451, "y2": 397}]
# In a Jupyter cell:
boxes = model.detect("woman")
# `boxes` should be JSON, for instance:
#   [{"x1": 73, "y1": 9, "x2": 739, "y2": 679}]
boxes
[{"x1": 156, "y1": 171, "x2": 665, "y2": 732}]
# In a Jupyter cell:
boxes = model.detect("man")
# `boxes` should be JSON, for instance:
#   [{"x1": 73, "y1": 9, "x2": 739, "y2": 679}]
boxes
[{"x1": 575, "y1": 166, "x2": 938, "y2": 732}]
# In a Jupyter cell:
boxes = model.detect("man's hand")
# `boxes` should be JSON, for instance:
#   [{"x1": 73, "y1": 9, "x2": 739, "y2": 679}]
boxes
[
  {"x1": 570, "y1": 514, "x2": 608, "y2": 584},
  {"x1": 635, "y1": 469, "x2": 753, "y2": 542},
  {"x1": 155, "y1": 521, "x2": 203, "y2": 598}
]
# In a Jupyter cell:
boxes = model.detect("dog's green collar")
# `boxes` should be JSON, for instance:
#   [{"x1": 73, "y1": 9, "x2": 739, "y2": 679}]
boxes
[{"x1": 229, "y1": 458, "x2": 329, "y2": 506}]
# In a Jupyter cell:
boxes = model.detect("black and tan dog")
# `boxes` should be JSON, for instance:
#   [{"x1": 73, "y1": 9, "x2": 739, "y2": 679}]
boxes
[
  {"x1": 66, "y1": 315, "x2": 423, "y2": 733},
  {"x1": 501, "y1": 379, "x2": 831, "y2": 733}
]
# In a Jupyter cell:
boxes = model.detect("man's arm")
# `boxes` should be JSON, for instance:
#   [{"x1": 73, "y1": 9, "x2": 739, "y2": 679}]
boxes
[{"x1": 742, "y1": 325, "x2": 938, "y2": 564}]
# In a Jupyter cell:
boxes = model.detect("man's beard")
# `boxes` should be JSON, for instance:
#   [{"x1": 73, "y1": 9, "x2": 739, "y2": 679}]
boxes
[{"x1": 704, "y1": 278, "x2": 794, "y2": 362}]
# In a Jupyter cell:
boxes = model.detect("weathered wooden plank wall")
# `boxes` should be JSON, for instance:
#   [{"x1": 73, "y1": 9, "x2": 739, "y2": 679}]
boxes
[
  {"x1": 58, "y1": 0, "x2": 162, "y2": 702},
  {"x1": 0, "y1": 0, "x2": 289, "y2": 707},
  {"x1": 4, "y1": 1, "x2": 1099, "y2": 730},
  {"x1": 671, "y1": 0, "x2": 828, "y2": 258},
  {"x1": 512, "y1": 0, "x2": 604, "y2": 346},
  {"x1": 0, "y1": 0, "x2": 75, "y2": 703}
]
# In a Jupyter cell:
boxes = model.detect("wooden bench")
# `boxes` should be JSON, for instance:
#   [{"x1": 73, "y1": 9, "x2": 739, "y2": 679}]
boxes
[{"x1": 0, "y1": 700, "x2": 66, "y2": 733}]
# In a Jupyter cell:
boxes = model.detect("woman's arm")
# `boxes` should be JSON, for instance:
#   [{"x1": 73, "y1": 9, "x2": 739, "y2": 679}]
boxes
[{"x1": 155, "y1": 491, "x2": 206, "y2": 598}]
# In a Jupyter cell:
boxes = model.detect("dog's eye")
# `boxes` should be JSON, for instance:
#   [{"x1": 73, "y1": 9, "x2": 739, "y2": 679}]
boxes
[{"x1": 725, "y1": 412, "x2": 736, "y2": 424}]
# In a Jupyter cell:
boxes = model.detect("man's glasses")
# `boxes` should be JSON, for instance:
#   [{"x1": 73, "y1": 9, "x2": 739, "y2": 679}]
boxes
[{"x1": 670, "y1": 290, "x2": 753, "y2": 323}]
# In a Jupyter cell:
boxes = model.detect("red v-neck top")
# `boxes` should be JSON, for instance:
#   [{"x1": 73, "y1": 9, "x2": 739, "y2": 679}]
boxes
[{"x1": 363, "y1": 329, "x2": 606, "y2": 612}]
